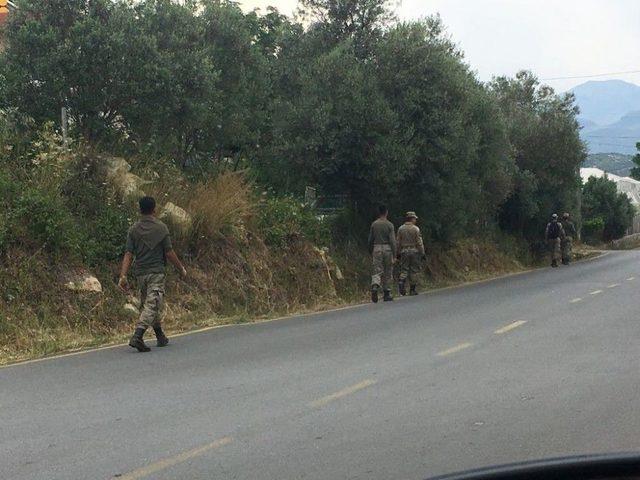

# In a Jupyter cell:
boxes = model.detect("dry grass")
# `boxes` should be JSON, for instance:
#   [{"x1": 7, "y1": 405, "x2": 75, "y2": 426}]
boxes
[{"x1": 186, "y1": 171, "x2": 255, "y2": 245}]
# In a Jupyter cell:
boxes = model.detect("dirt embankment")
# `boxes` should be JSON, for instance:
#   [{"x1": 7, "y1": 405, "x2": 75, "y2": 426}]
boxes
[{"x1": 0, "y1": 233, "x2": 539, "y2": 365}]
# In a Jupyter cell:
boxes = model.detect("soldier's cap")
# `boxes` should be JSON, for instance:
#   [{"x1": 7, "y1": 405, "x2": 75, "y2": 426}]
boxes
[
  {"x1": 405, "y1": 211, "x2": 418, "y2": 219},
  {"x1": 563, "y1": 212, "x2": 570, "y2": 218},
  {"x1": 551, "y1": 213, "x2": 558, "y2": 219}
]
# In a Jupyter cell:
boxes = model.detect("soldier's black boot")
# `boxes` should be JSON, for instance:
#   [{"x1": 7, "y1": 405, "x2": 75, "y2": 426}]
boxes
[
  {"x1": 409, "y1": 285, "x2": 418, "y2": 296},
  {"x1": 398, "y1": 280, "x2": 406, "y2": 296},
  {"x1": 129, "y1": 327, "x2": 150, "y2": 352},
  {"x1": 383, "y1": 290, "x2": 393, "y2": 302},
  {"x1": 154, "y1": 326, "x2": 169, "y2": 347},
  {"x1": 371, "y1": 285, "x2": 379, "y2": 303},
  {"x1": 551, "y1": 260, "x2": 558, "y2": 268}
]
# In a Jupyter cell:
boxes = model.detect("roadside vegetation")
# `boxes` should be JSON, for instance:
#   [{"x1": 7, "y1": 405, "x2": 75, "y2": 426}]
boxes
[
  {"x1": 0, "y1": 0, "x2": 626, "y2": 363},
  {"x1": 581, "y1": 176, "x2": 636, "y2": 243}
]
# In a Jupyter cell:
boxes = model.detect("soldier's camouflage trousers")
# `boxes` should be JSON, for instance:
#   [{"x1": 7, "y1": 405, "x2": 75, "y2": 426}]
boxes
[
  {"x1": 561, "y1": 236, "x2": 573, "y2": 263},
  {"x1": 548, "y1": 238, "x2": 561, "y2": 264},
  {"x1": 136, "y1": 273, "x2": 166, "y2": 329},
  {"x1": 399, "y1": 249, "x2": 422, "y2": 285},
  {"x1": 371, "y1": 244, "x2": 393, "y2": 290}
]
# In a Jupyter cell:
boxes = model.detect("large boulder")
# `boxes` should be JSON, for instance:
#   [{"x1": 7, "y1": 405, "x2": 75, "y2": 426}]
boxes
[
  {"x1": 64, "y1": 271, "x2": 102, "y2": 293},
  {"x1": 159, "y1": 202, "x2": 192, "y2": 237},
  {"x1": 103, "y1": 156, "x2": 150, "y2": 201},
  {"x1": 123, "y1": 303, "x2": 139, "y2": 317}
]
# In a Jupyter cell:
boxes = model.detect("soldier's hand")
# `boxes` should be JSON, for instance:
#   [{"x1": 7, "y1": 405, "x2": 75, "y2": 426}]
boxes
[
  {"x1": 179, "y1": 267, "x2": 187, "y2": 278},
  {"x1": 118, "y1": 275, "x2": 129, "y2": 292}
]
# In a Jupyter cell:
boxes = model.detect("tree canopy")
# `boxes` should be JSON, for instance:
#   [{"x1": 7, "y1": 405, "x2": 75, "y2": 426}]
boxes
[{"x1": 0, "y1": 0, "x2": 586, "y2": 244}]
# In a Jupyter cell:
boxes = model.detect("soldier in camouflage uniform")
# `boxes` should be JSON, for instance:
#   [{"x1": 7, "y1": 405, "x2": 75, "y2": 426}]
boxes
[
  {"x1": 368, "y1": 205, "x2": 397, "y2": 303},
  {"x1": 396, "y1": 211, "x2": 425, "y2": 296},
  {"x1": 545, "y1": 213, "x2": 565, "y2": 268},
  {"x1": 561, "y1": 212, "x2": 577, "y2": 265},
  {"x1": 119, "y1": 196, "x2": 187, "y2": 352}
]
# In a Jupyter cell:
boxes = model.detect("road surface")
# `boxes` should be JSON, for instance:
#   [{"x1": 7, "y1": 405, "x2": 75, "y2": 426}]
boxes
[{"x1": 2, "y1": 251, "x2": 640, "y2": 480}]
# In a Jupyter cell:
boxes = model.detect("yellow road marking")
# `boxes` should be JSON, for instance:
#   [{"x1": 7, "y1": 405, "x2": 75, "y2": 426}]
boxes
[
  {"x1": 117, "y1": 437, "x2": 232, "y2": 480},
  {"x1": 607, "y1": 283, "x2": 620, "y2": 288},
  {"x1": 436, "y1": 342, "x2": 472, "y2": 357},
  {"x1": 627, "y1": 277, "x2": 636, "y2": 281},
  {"x1": 570, "y1": 297, "x2": 582, "y2": 303},
  {"x1": 309, "y1": 379, "x2": 377, "y2": 408},
  {"x1": 494, "y1": 320, "x2": 527, "y2": 335},
  {"x1": 589, "y1": 290, "x2": 603, "y2": 295}
]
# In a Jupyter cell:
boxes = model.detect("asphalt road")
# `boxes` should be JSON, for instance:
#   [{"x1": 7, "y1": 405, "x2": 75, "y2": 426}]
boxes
[{"x1": 2, "y1": 251, "x2": 640, "y2": 480}]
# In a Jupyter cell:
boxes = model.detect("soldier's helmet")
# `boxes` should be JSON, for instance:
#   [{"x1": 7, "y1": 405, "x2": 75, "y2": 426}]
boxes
[
  {"x1": 563, "y1": 212, "x2": 570, "y2": 219},
  {"x1": 551, "y1": 213, "x2": 558, "y2": 220},
  {"x1": 406, "y1": 211, "x2": 418, "y2": 220}
]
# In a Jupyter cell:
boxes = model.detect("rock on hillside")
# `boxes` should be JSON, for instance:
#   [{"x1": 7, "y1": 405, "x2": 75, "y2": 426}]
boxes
[{"x1": 103, "y1": 156, "x2": 150, "y2": 201}]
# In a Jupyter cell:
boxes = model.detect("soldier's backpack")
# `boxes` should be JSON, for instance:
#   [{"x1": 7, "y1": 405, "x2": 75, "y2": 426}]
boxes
[{"x1": 548, "y1": 221, "x2": 561, "y2": 239}]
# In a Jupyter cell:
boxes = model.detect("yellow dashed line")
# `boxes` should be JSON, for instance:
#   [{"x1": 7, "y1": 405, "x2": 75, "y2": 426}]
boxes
[
  {"x1": 117, "y1": 437, "x2": 232, "y2": 480},
  {"x1": 570, "y1": 297, "x2": 582, "y2": 303},
  {"x1": 309, "y1": 379, "x2": 377, "y2": 408},
  {"x1": 436, "y1": 342, "x2": 473, "y2": 357},
  {"x1": 589, "y1": 290, "x2": 603, "y2": 295},
  {"x1": 494, "y1": 320, "x2": 527, "y2": 335},
  {"x1": 607, "y1": 284, "x2": 620, "y2": 288},
  {"x1": 627, "y1": 277, "x2": 636, "y2": 281}
]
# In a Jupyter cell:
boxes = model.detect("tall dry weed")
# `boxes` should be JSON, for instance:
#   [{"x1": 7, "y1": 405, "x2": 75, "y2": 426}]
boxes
[{"x1": 187, "y1": 171, "x2": 254, "y2": 245}]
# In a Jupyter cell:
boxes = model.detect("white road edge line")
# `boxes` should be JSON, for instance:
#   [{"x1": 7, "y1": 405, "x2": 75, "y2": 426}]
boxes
[
  {"x1": 607, "y1": 283, "x2": 620, "y2": 288},
  {"x1": 570, "y1": 298, "x2": 582, "y2": 303},
  {"x1": 589, "y1": 290, "x2": 603, "y2": 295}
]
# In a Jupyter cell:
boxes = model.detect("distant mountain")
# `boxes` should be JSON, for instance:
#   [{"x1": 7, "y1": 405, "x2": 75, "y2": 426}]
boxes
[
  {"x1": 581, "y1": 111, "x2": 640, "y2": 155},
  {"x1": 584, "y1": 152, "x2": 635, "y2": 177},
  {"x1": 578, "y1": 118, "x2": 598, "y2": 130},
  {"x1": 571, "y1": 80, "x2": 640, "y2": 126}
]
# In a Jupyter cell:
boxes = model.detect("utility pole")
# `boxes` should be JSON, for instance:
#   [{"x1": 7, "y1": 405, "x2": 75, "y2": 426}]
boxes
[{"x1": 61, "y1": 107, "x2": 69, "y2": 150}]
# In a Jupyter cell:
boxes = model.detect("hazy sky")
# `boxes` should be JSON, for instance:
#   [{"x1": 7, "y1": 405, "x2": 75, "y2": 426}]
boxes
[{"x1": 240, "y1": 0, "x2": 640, "y2": 92}]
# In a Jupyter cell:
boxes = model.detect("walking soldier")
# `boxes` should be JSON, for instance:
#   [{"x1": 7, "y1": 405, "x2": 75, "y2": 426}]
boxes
[
  {"x1": 397, "y1": 211, "x2": 425, "y2": 296},
  {"x1": 368, "y1": 205, "x2": 397, "y2": 303},
  {"x1": 561, "y1": 212, "x2": 577, "y2": 265},
  {"x1": 119, "y1": 196, "x2": 187, "y2": 352},
  {"x1": 545, "y1": 213, "x2": 565, "y2": 268}
]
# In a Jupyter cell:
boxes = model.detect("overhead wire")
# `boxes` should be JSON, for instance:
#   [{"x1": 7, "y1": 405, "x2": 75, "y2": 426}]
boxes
[{"x1": 543, "y1": 70, "x2": 640, "y2": 81}]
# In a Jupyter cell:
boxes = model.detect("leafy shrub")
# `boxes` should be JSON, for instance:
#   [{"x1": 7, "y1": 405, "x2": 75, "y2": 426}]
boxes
[
  {"x1": 582, "y1": 176, "x2": 634, "y2": 241},
  {"x1": 7, "y1": 186, "x2": 84, "y2": 257},
  {"x1": 61, "y1": 152, "x2": 133, "y2": 265},
  {"x1": 0, "y1": 172, "x2": 18, "y2": 253},
  {"x1": 258, "y1": 196, "x2": 331, "y2": 247},
  {"x1": 582, "y1": 217, "x2": 605, "y2": 244}
]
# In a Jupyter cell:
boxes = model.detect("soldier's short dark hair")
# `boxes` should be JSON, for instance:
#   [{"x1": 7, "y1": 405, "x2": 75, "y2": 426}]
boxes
[
  {"x1": 378, "y1": 204, "x2": 388, "y2": 216},
  {"x1": 139, "y1": 196, "x2": 156, "y2": 215}
]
